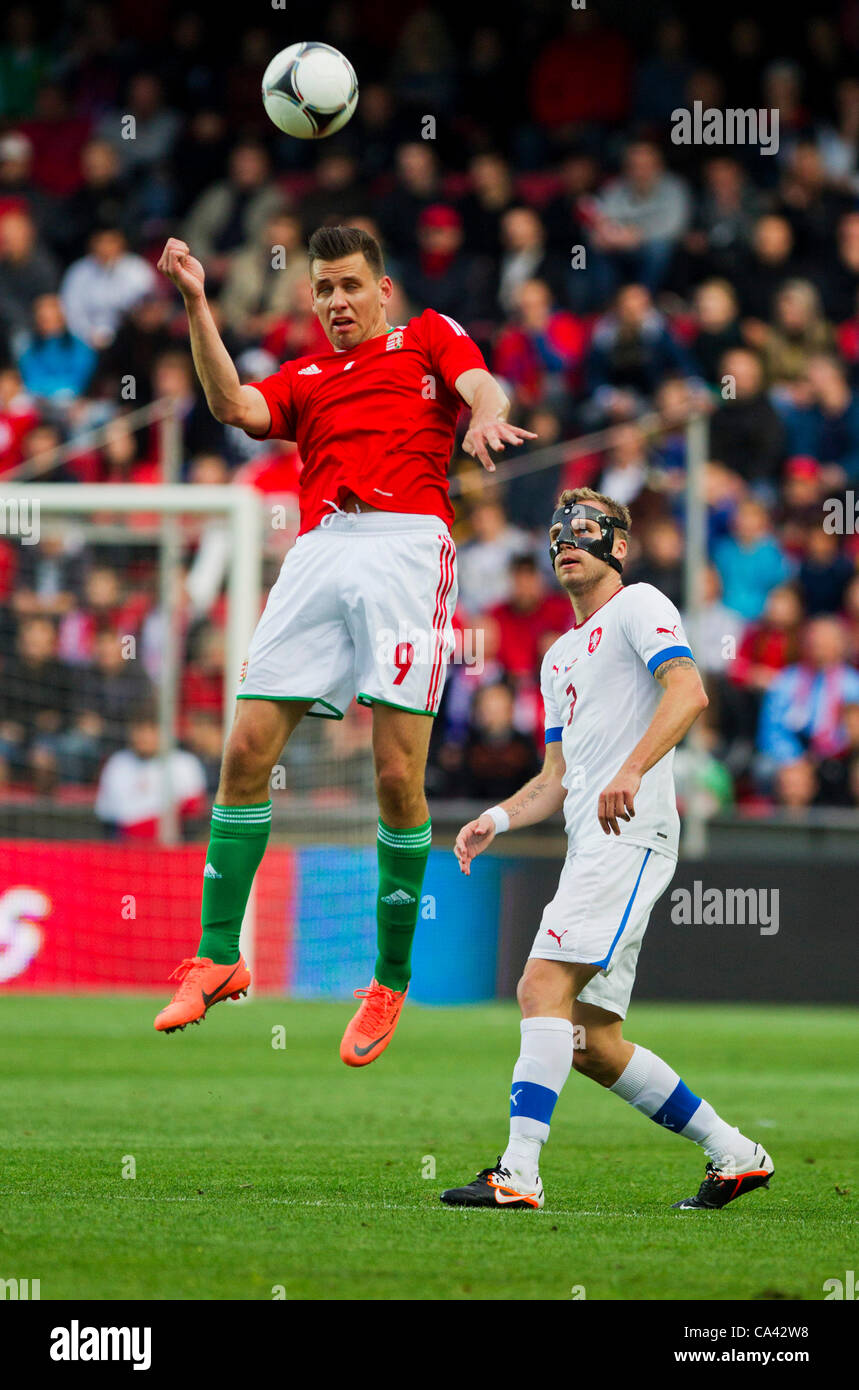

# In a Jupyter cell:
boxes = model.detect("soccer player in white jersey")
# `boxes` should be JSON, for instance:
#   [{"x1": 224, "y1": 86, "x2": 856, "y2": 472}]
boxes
[{"x1": 442, "y1": 487, "x2": 774, "y2": 1212}]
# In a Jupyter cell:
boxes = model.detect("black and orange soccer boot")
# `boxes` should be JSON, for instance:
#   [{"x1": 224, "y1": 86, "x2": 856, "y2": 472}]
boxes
[
  {"x1": 440, "y1": 1158, "x2": 544, "y2": 1209},
  {"x1": 672, "y1": 1144, "x2": 774, "y2": 1210},
  {"x1": 154, "y1": 955, "x2": 251, "y2": 1034}
]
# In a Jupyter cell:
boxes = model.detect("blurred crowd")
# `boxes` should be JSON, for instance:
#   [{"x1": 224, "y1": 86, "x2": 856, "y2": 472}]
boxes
[{"x1": 3, "y1": 2, "x2": 859, "y2": 827}]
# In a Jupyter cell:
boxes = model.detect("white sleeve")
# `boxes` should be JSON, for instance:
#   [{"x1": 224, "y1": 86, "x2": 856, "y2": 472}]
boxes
[
  {"x1": 95, "y1": 753, "x2": 123, "y2": 822},
  {"x1": 539, "y1": 650, "x2": 565, "y2": 744},
  {"x1": 60, "y1": 263, "x2": 94, "y2": 345},
  {"x1": 175, "y1": 752, "x2": 207, "y2": 801},
  {"x1": 620, "y1": 585, "x2": 695, "y2": 676}
]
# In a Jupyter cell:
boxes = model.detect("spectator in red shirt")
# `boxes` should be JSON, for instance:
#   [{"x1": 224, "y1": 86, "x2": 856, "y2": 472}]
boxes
[
  {"x1": 260, "y1": 276, "x2": 329, "y2": 364},
  {"x1": 493, "y1": 277, "x2": 585, "y2": 409},
  {"x1": 0, "y1": 364, "x2": 39, "y2": 474},
  {"x1": 401, "y1": 204, "x2": 494, "y2": 323},
  {"x1": 181, "y1": 622, "x2": 225, "y2": 733},
  {"x1": 529, "y1": 11, "x2": 632, "y2": 130},
  {"x1": 731, "y1": 583, "x2": 804, "y2": 692},
  {"x1": 723, "y1": 583, "x2": 805, "y2": 771},
  {"x1": 489, "y1": 553, "x2": 571, "y2": 683}
]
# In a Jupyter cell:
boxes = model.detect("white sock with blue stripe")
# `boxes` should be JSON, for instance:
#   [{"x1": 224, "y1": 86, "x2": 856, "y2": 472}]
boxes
[
  {"x1": 610, "y1": 1045, "x2": 757, "y2": 1169},
  {"x1": 501, "y1": 1017, "x2": 573, "y2": 1186}
]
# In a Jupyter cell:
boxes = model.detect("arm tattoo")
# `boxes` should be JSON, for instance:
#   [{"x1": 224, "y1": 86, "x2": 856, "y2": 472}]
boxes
[
  {"x1": 654, "y1": 655, "x2": 697, "y2": 684},
  {"x1": 509, "y1": 779, "x2": 548, "y2": 822}
]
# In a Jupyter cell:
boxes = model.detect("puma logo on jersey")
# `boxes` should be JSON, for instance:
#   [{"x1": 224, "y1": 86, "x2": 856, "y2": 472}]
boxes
[
  {"x1": 381, "y1": 889, "x2": 416, "y2": 905},
  {"x1": 298, "y1": 363, "x2": 322, "y2": 375},
  {"x1": 656, "y1": 625, "x2": 678, "y2": 637}
]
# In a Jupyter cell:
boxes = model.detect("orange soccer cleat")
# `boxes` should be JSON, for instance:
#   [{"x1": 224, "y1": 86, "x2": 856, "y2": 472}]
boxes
[
  {"x1": 154, "y1": 955, "x2": 251, "y2": 1033},
  {"x1": 339, "y1": 977, "x2": 408, "y2": 1067}
]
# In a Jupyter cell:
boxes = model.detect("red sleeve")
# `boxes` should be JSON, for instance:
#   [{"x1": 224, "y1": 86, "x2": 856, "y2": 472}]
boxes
[
  {"x1": 245, "y1": 363, "x2": 296, "y2": 441},
  {"x1": 417, "y1": 307, "x2": 487, "y2": 394}
]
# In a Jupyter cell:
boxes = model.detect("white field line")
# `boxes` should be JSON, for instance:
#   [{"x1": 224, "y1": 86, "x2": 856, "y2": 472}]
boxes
[{"x1": 0, "y1": 1191, "x2": 604, "y2": 1215}]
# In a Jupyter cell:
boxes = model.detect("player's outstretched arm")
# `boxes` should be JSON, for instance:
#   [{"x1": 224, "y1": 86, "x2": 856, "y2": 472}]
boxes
[
  {"x1": 455, "y1": 367, "x2": 537, "y2": 472},
  {"x1": 454, "y1": 743, "x2": 566, "y2": 876},
  {"x1": 597, "y1": 656, "x2": 709, "y2": 836},
  {"x1": 157, "y1": 237, "x2": 271, "y2": 435}
]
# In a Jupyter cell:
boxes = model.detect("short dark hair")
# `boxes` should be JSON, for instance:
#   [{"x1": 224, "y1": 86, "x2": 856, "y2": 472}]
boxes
[{"x1": 307, "y1": 224, "x2": 385, "y2": 278}]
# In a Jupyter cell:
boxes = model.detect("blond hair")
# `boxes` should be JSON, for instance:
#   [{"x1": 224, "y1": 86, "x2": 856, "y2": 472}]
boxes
[{"x1": 554, "y1": 486, "x2": 631, "y2": 532}]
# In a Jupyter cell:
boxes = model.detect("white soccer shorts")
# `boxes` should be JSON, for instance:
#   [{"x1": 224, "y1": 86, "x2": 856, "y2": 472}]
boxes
[
  {"x1": 238, "y1": 510, "x2": 457, "y2": 719},
  {"x1": 528, "y1": 839, "x2": 677, "y2": 1018}
]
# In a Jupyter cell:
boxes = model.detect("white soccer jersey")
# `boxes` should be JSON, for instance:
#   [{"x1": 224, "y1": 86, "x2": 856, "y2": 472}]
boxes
[
  {"x1": 95, "y1": 749, "x2": 206, "y2": 828},
  {"x1": 540, "y1": 582, "x2": 694, "y2": 857}
]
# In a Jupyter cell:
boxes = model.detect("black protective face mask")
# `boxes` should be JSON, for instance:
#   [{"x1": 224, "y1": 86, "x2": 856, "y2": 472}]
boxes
[{"x1": 549, "y1": 503, "x2": 628, "y2": 576}]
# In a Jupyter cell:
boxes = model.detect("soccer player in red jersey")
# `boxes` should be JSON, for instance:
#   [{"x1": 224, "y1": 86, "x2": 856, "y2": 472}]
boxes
[{"x1": 154, "y1": 224, "x2": 536, "y2": 1059}]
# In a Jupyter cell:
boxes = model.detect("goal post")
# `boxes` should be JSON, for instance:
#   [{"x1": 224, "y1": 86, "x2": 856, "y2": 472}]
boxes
[
  {"x1": 0, "y1": 481, "x2": 263, "y2": 725},
  {"x1": 0, "y1": 481, "x2": 264, "y2": 977}
]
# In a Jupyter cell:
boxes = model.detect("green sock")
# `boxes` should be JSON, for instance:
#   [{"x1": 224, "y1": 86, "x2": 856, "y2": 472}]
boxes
[
  {"x1": 197, "y1": 801, "x2": 272, "y2": 965},
  {"x1": 374, "y1": 817, "x2": 432, "y2": 991}
]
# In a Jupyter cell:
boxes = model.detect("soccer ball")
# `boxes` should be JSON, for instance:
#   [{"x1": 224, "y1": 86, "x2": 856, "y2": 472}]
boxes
[{"x1": 262, "y1": 42, "x2": 358, "y2": 140}]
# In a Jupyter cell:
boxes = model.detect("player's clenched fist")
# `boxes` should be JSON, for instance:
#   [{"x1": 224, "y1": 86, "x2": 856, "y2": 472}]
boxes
[
  {"x1": 157, "y1": 238, "x2": 205, "y2": 300},
  {"x1": 454, "y1": 813, "x2": 497, "y2": 875}
]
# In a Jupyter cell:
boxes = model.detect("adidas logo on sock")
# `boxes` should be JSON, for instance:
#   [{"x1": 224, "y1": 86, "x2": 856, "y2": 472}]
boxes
[
  {"x1": 203, "y1": 863, "x2": 222, "y2": 880},
  {"x1": 381, "y1": 889, "x2": 416, "y2": 905}
]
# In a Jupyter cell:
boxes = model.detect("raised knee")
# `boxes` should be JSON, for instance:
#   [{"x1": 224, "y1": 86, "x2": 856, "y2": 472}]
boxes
[{"x1": 515, "y1": 973, "x2": 544, "y2": 1017}]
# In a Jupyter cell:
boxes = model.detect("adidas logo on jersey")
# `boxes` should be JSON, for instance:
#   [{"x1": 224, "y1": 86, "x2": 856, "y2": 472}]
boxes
[
  {"x1": 298, "y1": 363, "x2": 322, "y2": 375},
  {"x1": 203, "y1": 863, "x2": 222, "y2": 879},
  {"x1": 381, "y1": 889, "x2": 416, "y2": 905}
]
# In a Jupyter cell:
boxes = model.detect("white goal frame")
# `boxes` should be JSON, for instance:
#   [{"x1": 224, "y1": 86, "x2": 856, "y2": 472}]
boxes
[{"x1": 0, "y1": 482, "x2": 264, "y2": 973}]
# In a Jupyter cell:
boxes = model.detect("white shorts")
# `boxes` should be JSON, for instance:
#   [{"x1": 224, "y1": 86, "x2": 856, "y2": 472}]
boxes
[
  {"x1": 238, "y1": 510, "x2": 457, "y2": 719},
  {"x1": 529, "y1": 840, "x2": 676, "y2": 1019}
]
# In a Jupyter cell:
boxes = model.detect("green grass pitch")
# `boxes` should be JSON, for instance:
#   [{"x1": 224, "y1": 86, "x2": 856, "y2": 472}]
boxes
[{"x1": 1, "y1": 996, "x2": 856, "y2": 1300}]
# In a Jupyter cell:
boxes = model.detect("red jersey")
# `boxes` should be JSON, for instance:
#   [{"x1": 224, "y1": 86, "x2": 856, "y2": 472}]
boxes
[{"x1": 246, "y1": 308, "x2": 486, "y2": 535}]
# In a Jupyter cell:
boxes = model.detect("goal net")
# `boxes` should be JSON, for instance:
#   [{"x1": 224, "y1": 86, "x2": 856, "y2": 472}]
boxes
[{"x1": 0, "y1": 475, "x2": 378, "y2": 997}]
